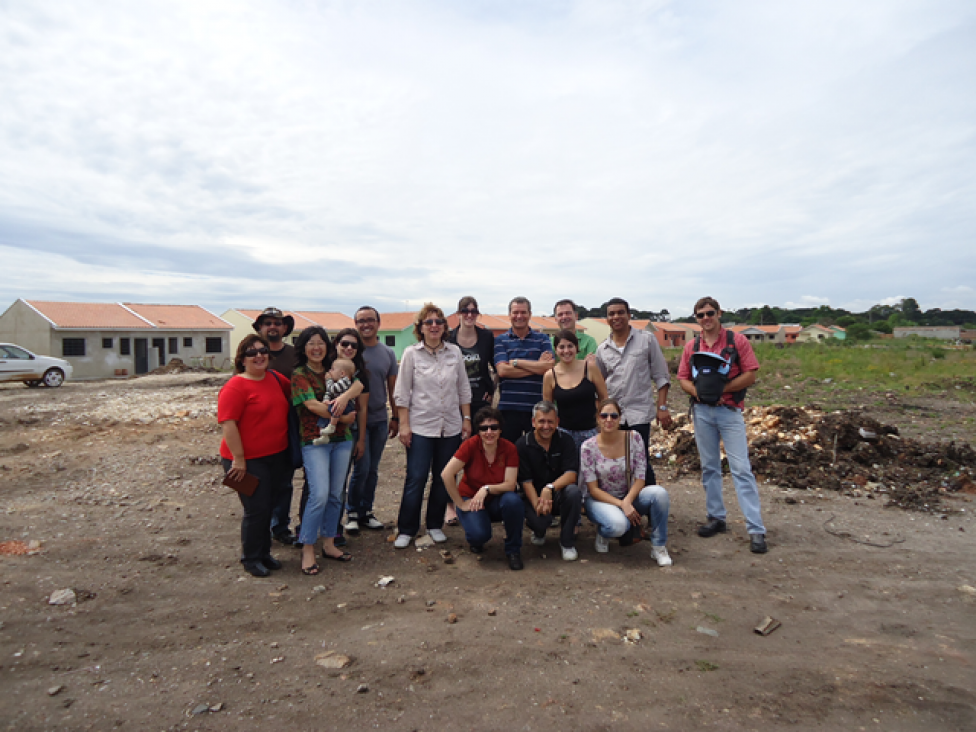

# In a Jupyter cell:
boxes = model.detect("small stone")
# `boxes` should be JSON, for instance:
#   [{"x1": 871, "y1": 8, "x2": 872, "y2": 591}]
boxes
[
  {"x1": 356, "y1": 684, "x2": 369, "y2": 694},
  {"x1": 48, "y1": 589, "x2": 76, "y2": 606},
  {"x1": 696, "y1": 626, "x2": 719, "y2": 637},
  {"x1": 958, "y1": 585, "x2": 976, "y2": 596},
  {"x1": 47, "y1": 685, "x2": 64, "y2": 696},
  {"x1": 315, "y1": 651, "x2": 353, "y2": 669},
  {"x1": 623, "y1": 629, "x2": 643, "y2": 644},
  {"x1": 209, "y1": 703, "x2": 224, "y2": 712},
  {"x1": 190, "y1": 703, "x2": 210, "y2": 716},
  {"x1": 376, "y1": 576, "x2": 395, "y2": 587},
  {"x1": 447, "y1": 613, "x2": 458, "y2": 624},
  {"x1": 414, "y1": 535, "x2": 435, "y2": 548},
  {"x1": 425, "y1": 599, "x2": 436, "y2": 607},
  {"x1": 487, "y1": 608, "x2": 497, "y2": 616},
  {"x1": 396, "y1": 595, "x2": 406, "y2": 604}
]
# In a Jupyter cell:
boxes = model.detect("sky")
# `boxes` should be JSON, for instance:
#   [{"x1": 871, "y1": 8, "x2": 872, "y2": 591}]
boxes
[{"x1": 1, "y1": 0, "x2": 974, "y2": 319}]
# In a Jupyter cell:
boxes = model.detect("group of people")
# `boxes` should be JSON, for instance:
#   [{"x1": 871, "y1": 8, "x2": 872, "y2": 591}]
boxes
[{"x1": 218, "y1": 295, "x2": 769, "y2": 578}]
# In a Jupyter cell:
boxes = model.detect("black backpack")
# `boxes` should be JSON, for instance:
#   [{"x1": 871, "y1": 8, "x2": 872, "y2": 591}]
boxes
[{"x1": 690, "y1": 331, "x2": 747, "y2": 405}]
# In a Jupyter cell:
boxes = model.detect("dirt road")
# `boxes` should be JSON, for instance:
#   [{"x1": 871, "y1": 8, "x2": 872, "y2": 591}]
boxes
[{"x1": 1, "y1": 375, "x2": 974, "y2": 731}]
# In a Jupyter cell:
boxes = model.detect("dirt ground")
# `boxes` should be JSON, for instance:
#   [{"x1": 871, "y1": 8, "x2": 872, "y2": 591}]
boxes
[{"x1": 1, "y1": 374, "x2": 974, "y2": 731}]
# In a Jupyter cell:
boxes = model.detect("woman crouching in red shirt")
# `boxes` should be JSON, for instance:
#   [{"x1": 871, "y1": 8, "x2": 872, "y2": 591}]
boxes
[
  {"x1": 441, "y1": 407, "x2": 525, "y2": 570},
  {"x1": 218, "y1": 334, "x2": 292, "y2": 577}
]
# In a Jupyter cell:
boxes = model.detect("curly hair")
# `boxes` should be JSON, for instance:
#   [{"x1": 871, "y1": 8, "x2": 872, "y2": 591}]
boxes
[
  {"x1": 412, "y1": 303, "x2": 448, "y2": 342},
  {"x1": 234, "y1": 334, "x2": 271, "y2": 374}
]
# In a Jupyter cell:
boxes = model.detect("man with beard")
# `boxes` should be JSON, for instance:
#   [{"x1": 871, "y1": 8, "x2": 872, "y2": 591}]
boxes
[{"x1": 253, "y1": 307, "x2": 298, "y2": 544}]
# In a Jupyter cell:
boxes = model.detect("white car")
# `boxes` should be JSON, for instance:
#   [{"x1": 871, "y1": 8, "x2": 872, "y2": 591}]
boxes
[{"x1": 0, "y1": 343, "x2": 73, "y2": 388}]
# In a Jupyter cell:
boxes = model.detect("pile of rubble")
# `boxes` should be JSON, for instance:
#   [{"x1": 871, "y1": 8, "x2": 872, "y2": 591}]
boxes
[
  {"x1": 650, "y1": 405, "x2": 976, "y2": 513},
  {"x1": 148, "y1": 358, "x2": 217, "y2": 375}
]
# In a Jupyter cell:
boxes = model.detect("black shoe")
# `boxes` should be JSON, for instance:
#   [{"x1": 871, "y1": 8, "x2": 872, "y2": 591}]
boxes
[
  {"x1": 507, "y1": 552, "x2": 524, "y2": 571},
  {"x1": 334, "y1": 535, "x2": 348, "y2": 548},
  {"x1": 272, "y1": 530, "x2": 296, "y2": 546},
  {"x1": 469, "y1": 544, "x2": 484, "y2": 554},
  {"x1": 750, "y1": 534, "x2": 768, "y2": 554},
  {"x1": 260, "y1": 556, "x2": 282, "y2": 571},
  {"x1": 242, "y1": 561, "x2": 270, "y2": 578},
  {"x1": 698, "y1": 518, "x2": 727, "y2": 538}
]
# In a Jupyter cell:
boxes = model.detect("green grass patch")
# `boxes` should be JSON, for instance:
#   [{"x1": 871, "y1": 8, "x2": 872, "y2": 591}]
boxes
[{"x1": 695, "y1": 660, "x2": 719, "y2": 672}]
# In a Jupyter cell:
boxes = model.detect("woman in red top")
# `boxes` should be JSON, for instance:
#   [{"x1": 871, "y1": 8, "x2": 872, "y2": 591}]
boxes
[
  {"x1": 441, "y1": 407, "x2": 525, "y2": 570},
  {"x1": 218, "y1": 334, "x2": 292, "y2": 578}
]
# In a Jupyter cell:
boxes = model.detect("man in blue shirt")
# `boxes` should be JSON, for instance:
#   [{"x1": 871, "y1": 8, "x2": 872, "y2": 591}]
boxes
[{"x1": 494, "y1": 297, "x2": 554, "y2": 443}]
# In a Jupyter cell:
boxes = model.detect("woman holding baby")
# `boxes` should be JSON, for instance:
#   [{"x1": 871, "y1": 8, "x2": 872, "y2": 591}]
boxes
[{"x1": 291, "y1": 326, "x2": 364, "y2": 574}]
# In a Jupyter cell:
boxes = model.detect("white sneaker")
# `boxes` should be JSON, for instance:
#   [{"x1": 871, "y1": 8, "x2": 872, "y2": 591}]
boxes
[
  {"x1": 363, "y1": 514, "x2": 384, "y2": 530},
  {"x1": 595, "y1": 534, "x2": 610, "y2": 553},
  {"x1": 651, "y1": 546, "x2": 673, "y2": 567},
  {"x1": 428, "y1": 528, "x2": 448, "y2": 543},
  {"x1": 530, "y1": 534, "x2": 546, "y2": 546},
  {"x1": 394, "y1": 534, "x2": 412, "y2": 549},
  {"x1": 561, "y1": 545, "x2": 578, "y2": 561},
  {"x1": 344, "y1": 518, "x2": 360, "y2": 533}
]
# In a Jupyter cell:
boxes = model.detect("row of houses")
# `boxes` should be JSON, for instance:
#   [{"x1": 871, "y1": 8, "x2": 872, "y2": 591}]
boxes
[{"x1": 0, "y1": 299, "x2": 850, "y2": 381}]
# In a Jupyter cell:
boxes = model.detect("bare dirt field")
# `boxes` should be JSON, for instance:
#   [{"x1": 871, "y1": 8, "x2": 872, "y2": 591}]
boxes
[{"x1": 1, "y1": 373, "x2": 974, "y2": 731}]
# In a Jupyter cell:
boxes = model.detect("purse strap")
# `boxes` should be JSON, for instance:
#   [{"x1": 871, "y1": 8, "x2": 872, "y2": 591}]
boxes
[{"x1": 624, "y1": 429, "x2": 632, "y2": 488}]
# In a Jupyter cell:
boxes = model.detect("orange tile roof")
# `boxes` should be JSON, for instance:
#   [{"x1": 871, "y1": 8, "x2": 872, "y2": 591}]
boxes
[
  {"x1": 293, "y1": 311, "x2": 356, "y2": 330},
  {"x1": 124, "y1": 303, "x2": 231, "y2": 330},
  {"x1": 378, "y1": 312, "x2": 420, "y2": 331},
  {"x1": 27, "y1": 301, "x2": 153, "y2": 329}
]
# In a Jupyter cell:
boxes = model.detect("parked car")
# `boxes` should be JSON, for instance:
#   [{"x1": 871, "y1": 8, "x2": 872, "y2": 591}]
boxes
[{"x1": 0, "y1": 343, "x2": 73, "y2": 387}]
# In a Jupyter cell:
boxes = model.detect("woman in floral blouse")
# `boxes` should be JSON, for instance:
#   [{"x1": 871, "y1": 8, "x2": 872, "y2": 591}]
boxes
[{"x1": 580, "y1": 397, "x2": 672, "y2": 566}]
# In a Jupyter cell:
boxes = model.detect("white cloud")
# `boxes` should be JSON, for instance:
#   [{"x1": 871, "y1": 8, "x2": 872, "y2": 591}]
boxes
[{"x1": 1, "y1": 0, "x2": 975, "y2": 315}]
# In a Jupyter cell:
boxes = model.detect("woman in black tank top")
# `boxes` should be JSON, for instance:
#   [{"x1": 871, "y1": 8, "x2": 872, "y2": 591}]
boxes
[{"x1": 543, "y1": 330, "x2": 608, "y2": 459}]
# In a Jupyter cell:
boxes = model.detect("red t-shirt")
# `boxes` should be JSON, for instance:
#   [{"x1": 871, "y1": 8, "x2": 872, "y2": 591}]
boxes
[
  {"x1": 218, "y1": 373, "x2": 291, "y2": 460},
  {"x1": 677, "y1": 328, "x2": 759, "y2": 409},
  {"x1": 453, "y1": 436, "x2": 519, "y2": 498}
]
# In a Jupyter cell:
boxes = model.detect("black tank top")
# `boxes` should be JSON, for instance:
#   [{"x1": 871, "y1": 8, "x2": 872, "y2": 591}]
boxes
[{"x1": 552, "y1": 367, "x2": 598, "y2": 431}]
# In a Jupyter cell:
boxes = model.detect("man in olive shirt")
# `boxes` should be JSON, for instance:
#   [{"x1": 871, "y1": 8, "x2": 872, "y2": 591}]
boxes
[{"x1": 253, "y1": 307, "x2": 297, "y2": 544}]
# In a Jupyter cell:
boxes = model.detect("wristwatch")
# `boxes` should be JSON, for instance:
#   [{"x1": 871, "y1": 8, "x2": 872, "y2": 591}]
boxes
[
  {"x1": 544, "y1": 483, "x2": 554, "y2": 494},
  {"x1": 513, "y1": 358, "x2": 519, "y2": 368},
  {"x1": 658, "y1": 405, "x2": 669, "y2": 412}
]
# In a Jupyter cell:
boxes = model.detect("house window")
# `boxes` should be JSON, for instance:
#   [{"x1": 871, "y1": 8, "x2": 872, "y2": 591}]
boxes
[
  {"x1": 62, "y1": 338, "x2": 86, "y2": 357},
  {"x1": 183, "y1": 337, "x2": 193, "y2": 348},
  {"x1": 120, "y1": 338, "x2": 131, "y2": 355},
  {"x1": 102, "y1": 337, "x2": 114, "y2": 349},
  {"x1": 168, "y1": 337, "x2": 179, "y2": 353},
  {"x1": 205, "y1": 337, "x2": 222, "y2": 354},
  {"x1": 385, "y1": 336, "x2": 396, "y2": 347}
]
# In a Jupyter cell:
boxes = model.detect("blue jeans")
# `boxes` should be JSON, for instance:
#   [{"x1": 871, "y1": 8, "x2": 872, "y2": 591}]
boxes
[
  {"x1": 298, "y1": 440, "x2": 354, "y2": 546},
  {"x1": 457, "y1": 491, "x2": 525, "y2": 555},
  {"x1": 346, "y1": 421, "x2": 389, "y2": 518},
  {"x1": 585, "y1": 485, "x2": 670, "y2": 546},
  {"x1": 692, "y1": 403, "x2": 766, "y2": 535},
  {"x1": 397, "y1": 433, "x2": 461, "y2": 537}
]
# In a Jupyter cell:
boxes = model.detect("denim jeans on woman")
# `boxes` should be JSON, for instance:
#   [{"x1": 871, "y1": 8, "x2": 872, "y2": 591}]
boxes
[
  {"x1": 396, "y1": 433, "x2": 460, "y2": 537},
  {"x1": 298, "y1": 440, "x2": 354, "y2": 546},
  {"x1": 584, "y1": 485, "x2": 670, "y2": 546},
  {"x1": 345, "y1": 420, "x2": 390, "y2": 519},
  {"x1": 456, "y1": 492, "x2": 525, "y2": 554}
]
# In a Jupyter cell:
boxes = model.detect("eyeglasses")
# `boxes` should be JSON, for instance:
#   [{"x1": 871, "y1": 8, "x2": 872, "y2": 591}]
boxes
[
  {"x1": 338, "y1": 340, "x2": 359, "y2": 349},
  {"x1": 355, "y1": 317, "x2": 378, "y2": 325},
  {"x1": 599, "y1": 412, "x2": 620, "y2": 420},
  {"x1": 459, "y1": 308, "x2": 479, "y2": 316},
  {"x1": 423, "y1": 318, "x2": 446, "y2": 327},
  {"x1": 478, "y1": 423, "x2": 501, "y2": 432},
  {"x1": 244, "y1": 347, "x2": 270, "y2": 358},
  {"x1": 695, "y1": 310, "x2": 717, "y2": 319}
]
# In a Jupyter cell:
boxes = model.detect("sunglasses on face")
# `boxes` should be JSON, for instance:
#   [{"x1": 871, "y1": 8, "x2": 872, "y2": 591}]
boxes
[
  {"x1": 459, "y1": 308, "x2": 479, "y2": 316},
  {"x1": 244, "y1": 347, "x2": 270, "y2": 358},
  {"x1": 695, "y1": 310, "x2": 717, "y2": 319},
  {"x1": 478, "y1": 423, "x2": 501, "y2": 432},
  {"x1": 423, "y1": 318, "x2": 446, "y2": 327},
  {"x1": 262, "y1": 320, "x2": 284, "y2": 328},
  {"x1": 599, "y1": 412, "x2": 620, "y2": 420},
  {"x1": 338, "y1": 340, "x2": 359, "y2": 349}
]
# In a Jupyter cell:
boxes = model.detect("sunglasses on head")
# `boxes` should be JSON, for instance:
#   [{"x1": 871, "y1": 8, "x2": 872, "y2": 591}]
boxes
[
  {"x1": 599, "y1": 412, "x2": 620, "y2": 420},
  {"x1": 423, "y1": 318, "x2": 446, "y2": 327},
  {"x1": 459, "y1": 308, "x2": 479, "y2": 316},
  {"x1": 695, "y1": 310, "x2": 717, "y2": 319},
  {"x1": 478, "y1": 423, "x2": 501, "y2": 432},
  {"x1": 338, "y1": 340, "x2": 359, "y2": 349},
  {"x1": 244, "y1": 347, "x2": 270, "y2": 358}
]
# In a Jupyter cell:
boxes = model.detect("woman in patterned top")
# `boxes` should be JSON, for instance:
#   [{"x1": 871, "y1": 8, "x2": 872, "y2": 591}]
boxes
[{"x1": 580, "y1": 397, "x2": 672, "y2": 566}]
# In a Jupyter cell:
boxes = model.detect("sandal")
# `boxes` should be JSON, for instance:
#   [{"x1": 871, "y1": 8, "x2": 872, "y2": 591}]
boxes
[
  {"x1": 446, "y1": 517, "x2": 460, "y2": 527},
  {"x1": 322, "y1": 551, "x2": 353, "y2": 562},
  {"x1": 302, "y1": 564, "x2": 320, "y2": 576}
]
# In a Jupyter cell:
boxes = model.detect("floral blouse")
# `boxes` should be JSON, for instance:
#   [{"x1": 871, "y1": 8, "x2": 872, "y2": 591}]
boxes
[{"x1": 579, "y1": 431, "x2": 646, "y2": 499}]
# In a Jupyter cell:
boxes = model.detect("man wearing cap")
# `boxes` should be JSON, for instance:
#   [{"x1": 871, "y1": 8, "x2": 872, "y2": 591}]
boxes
[
  {"x1": 553, "y1": 299, "x2": 597, "y2": 360},
  {"x1": 253, "y1": 307, "x2": 298, "y2": 544},
  {"x1": 677, "y1": 296, "x2": 768, "y2": 554},
  {"x1": 595, "y1": 297, "x2": 673, "y2": 485}
]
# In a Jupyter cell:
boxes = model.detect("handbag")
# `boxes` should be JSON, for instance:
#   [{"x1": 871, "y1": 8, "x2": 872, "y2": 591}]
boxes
[{"x1": 269, "y1": 369, "x2": 304, "y2": 470}]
